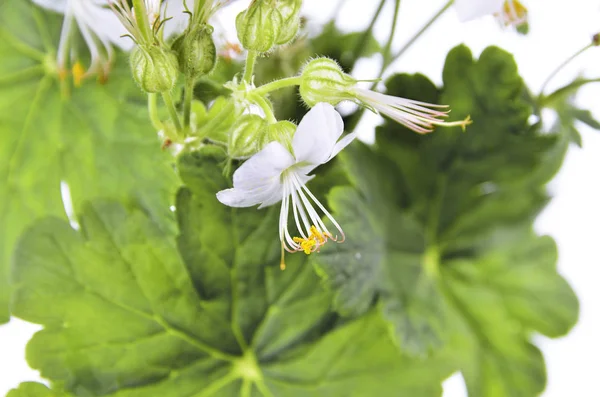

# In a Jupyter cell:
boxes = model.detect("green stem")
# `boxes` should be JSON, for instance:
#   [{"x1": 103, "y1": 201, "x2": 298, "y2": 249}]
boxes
[
  {"x1": 377, "y1": 0, "x2": 402, "y2": 80},
  {"x1": 183, "y1": 78, "x2": 196, "y2": 134},
  {"x1": 389, "y1": 0, "x2": 453, "y2": 65},
  {"x1": 161, "y1": 91, "x2": 183, "y2": 133},
  {"x1": 351, "y1": 0, "x2": 386, "y2": 70},
  {"x1": 147, "y1": 93, "x2": 164, "y2": 131},
  {"x1": 253, "y1": 76, "x2": 302, "y2": 95},
  {"x1": 243, "y1": 51, "x2": 258, "y2": 83},
  {"x1": 346, "y1": 0, "x2": 452, "y2": 133},
  {"x1": 539, "y1": 44, "x2": 593, "y2": 98},
  {"x1": 253, "y1": 95, "x2": 277, "y2": 123},
  {"x1": 132, "y1": 0, "x2": 153, "y2": 44}
]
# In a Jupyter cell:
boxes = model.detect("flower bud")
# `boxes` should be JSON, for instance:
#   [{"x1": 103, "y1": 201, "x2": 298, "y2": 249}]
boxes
[
  {"x1": 593, "y1": 33, "x2": 600, "y2": 46},
  {"x1": 261, "y1": 120, "x2": 296, "y2": 152},
  {"x1": 236, "y1": 0, "x2": 283, "y2": 53},
  {"x1": 229, "y1": 114, "x2": 268, "y2": 159},
  {"x1": 275, "y1": 0, "x2": 302, "y2": 45},
  {"x1": 299, "y1": 58, "x2": 356, "y2": 107},
  {"x1": 130, "y1": 46, "x2": 179, "y2": 93},
  {"x1": 172, "y1": 24, "x2": 217, "y2": 80}
]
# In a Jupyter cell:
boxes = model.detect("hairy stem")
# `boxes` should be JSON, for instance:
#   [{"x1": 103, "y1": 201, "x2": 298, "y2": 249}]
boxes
[
  {"x1": 253, "y1": 76, "x2": 302, "y2": 95},
  {"x1": 243, "y1": 51, "x2": 258, "y2": 83},
  {"x1": 253, "y1": 95, "x2": 277, "y2": 123},
  {"x1": 183, "y1": 78, "x2": 195, "y2": 134}
]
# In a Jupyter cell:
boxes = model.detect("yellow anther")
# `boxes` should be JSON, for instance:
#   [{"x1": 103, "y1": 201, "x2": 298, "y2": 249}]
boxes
[
  {"x1": 310, "y1": 226, "x2": 327, "y2": 244},
  {"x1": 293, "y1": 236, "x2": 316, "y2": 255},
  {"x1": 72, "y1": 62, "x2": 86, "y2": 87},
  {"x1": 293, "y1": 226, "x2": 331, "y2": 255},
  {"x1": 497, "y1": 0, "x2": 527, "y2": 26}
]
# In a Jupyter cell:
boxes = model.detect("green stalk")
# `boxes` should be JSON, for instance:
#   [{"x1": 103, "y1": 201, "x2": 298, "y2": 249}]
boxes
[
  {"x1": 252, "y1": 95, "x2": 277, "y2": 123},
  {"x1": 161, "y1": 91, "x2": 183, "y2": 133},
  {"x1": 183, "y1": 78, "x2": 196, "y2": 134},
  {"x1": 253, "y1": 76, "x2": 302, "y2": 95},
  {"x1": 377, "y1": 0, "x2": 402, "y2": 81},
  {"x1": 147, "y1": 93, "x2": 164, "y2": 131},
  {"x1": 243, "y1": 51, "x2": 258, "y2": 83},
  {"x1": 389, "y1": 0, "x2": 454, "y2": 65},
  {"x1": 538, "y1": 44, "x2": 593, "y2": 99},
  {"x1": 351, "y1": 0, "x2": 386, "y2": 71}
]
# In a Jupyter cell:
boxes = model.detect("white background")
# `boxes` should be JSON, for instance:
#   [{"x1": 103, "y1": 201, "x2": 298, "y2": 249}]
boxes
[{"x1": 1, "y1": 0, "x2": 599, "y2": 395}]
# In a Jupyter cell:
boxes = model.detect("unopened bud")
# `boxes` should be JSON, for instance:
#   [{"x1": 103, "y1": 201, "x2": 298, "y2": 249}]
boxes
[
  {"x1": 229, "y1": 114, "x2": 268, "y2": 159},
  {"x1": 299, "y1": 58, "x2": 356, "y2": 107},
  {"x1": 593, "y1": 33, "x2": 600, "y2": 46},
  {"x1": 261, "y1": 120, "x2": 296, "y2": 152},
  {"x1": 236, "y1": 0, "x2": 283, "y2": 53},
  {"x1": 130, "y1": 46, "x2": 178, "y2": 93},
  {"x1": 275, "y1": 0, "x2": 302, "y2": 45},
  {"x1": 172, "y1": 24, "x2": 217, "y2": 80}
]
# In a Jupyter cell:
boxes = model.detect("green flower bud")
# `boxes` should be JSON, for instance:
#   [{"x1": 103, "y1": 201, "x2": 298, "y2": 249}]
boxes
[
  {"x1": 130, "y1": 46, "x2": 179, "y2": 93},
  {"x1": 229, "y1": 114, "x2": 268, "y2": 159},
  {"x1": 275, "y1": 0, "x2": 302, "y2": 45},
  {"x1": 172, "y1": 24, "x2": 217, "y2": 80},
  {"x1": 261, "y1": 120, "x2": 296, "y2": 152},
  {"x1": 236, "y1": 0, "x2": 283, "y2": 53},
  {"x1": 299, "y1": 58, "x2": 356, "y2": 107}
]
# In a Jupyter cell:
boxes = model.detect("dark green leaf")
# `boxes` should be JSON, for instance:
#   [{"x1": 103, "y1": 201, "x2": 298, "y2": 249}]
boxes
[
  {"x1": 313, "y1": 45, "x2": 578, "y2": 395},
  {"x1": 10, "y1": 147, "x2": 449, "y2": 396}
]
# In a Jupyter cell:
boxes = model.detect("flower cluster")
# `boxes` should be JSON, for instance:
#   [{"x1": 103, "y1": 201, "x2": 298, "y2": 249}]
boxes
[{"x1": 33, "y1": 0, "x2": 488, "y2": 266}]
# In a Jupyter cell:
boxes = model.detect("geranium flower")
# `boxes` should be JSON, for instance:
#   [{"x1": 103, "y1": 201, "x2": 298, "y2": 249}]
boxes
[
  {"x1": 217, "y1": 103, "x2": 355, "y2": 268},
  {"x1": 32, "y1": 0, "x2": 130, "y2": 84}
]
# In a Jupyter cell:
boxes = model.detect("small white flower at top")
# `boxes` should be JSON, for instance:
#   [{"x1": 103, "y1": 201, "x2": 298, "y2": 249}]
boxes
[
  {"x1": 454, "y1": 0, "x2": 528, "y2": 28},
  {"x1": 217, "y1": 103, "x2": 356, "y2": 269},
  {"x1": 31, "y1": 0, "x2": 131, "y2": 85}
]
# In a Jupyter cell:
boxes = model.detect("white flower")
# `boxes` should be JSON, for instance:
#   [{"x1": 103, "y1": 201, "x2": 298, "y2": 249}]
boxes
[
  {"x1": 217, "y1": 103, "x2": 356, "y2": 267},
  {"x1": 32, "y1": 0, "x2": 130, "y2": 84},
  {"x1": 353, "y1": 88, "x2": 472, "y2": 134},
  {"x1": 455, "y1": 0, "x2": 528, "y2": 27}
]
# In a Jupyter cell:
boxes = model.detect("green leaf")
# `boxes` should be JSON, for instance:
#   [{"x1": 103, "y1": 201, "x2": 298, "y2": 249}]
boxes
[
  {"x1": 541, "y1": 77, "x2": 600, "y2": 147},
  {"x1": 11, "y1": 146, "x2": 449, "y2": 396},
  {"x1": 6, "y1": 382, "x2": 67, "y2": 397},
  {"x1": 0, "y1": 0, "x2": 178, "y2": 322},
  {"x1": 313, "y1": 45, "x2": 578, "y2": 395}
]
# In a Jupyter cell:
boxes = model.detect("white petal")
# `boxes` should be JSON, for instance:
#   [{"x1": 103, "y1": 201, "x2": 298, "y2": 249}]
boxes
[
  {"x1": 217, "y1": 141, "x2": 294, "y2": 208},
  {"x1": 71, "y1": 0, "x2": 132, "y2": 50},
  {"x1": 328, "y1": 131, "x2": 357, "y2": 161},
  {"x1": 292, "y1": 103, "x2": 344, "y2": 167},
  {"x1": 233, "y1": 141, "x2": 294, "y2": 190},
  {"x1": 162, "y1": 0, "x2": 190, "y2": 38},
  {"x1": 31, "y1": 0, "x2": 68, "y2": 13},
  {"x1": 454, "y1": 0, "x2": 504, "y2": 22}
]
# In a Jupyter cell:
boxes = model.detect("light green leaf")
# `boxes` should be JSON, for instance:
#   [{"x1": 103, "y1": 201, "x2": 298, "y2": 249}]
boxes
[
  {"x1": 11, "y1": 147, "x2": 449, "y2": 396},
  {"x1": 0, "y1": 0, "x2": 178, "y2": 322},
  {"x1": 313, "y1": 45, "x2": 578, "y2": 395},
  {"x1": 6, "y1": 382, "x2": 66, "y2": 397}
]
